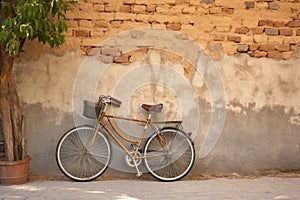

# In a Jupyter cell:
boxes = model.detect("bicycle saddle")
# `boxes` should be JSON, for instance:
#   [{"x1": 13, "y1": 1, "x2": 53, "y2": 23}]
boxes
[{"x1": 142, "y1": 103, "x2": 163, "y2": 112}]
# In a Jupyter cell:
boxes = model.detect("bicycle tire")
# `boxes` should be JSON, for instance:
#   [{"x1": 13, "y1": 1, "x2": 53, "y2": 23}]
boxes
[
  {"x1": 143, "y1": 128, "x2": 195, "y2": 181},
  {"x1": 56, "y1": 126, "x2": 111, "y2": 181}
]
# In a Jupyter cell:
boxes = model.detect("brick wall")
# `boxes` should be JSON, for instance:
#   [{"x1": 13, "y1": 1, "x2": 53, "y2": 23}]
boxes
[{"x1": 63, "y1": 0, "x2": 300, "y2": 61}]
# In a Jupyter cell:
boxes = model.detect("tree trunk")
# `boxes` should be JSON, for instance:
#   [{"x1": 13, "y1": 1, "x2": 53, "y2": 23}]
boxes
[{"x1": 0, "y1": 45, "x2": 26, "y2": 161}]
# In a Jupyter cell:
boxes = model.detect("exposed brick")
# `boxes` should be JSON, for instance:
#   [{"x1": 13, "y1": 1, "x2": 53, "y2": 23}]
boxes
[
  {"x1": 136, "y1": 14, "x2": 151, "y2": 23},
  {"x1": 258, "y1": 20, "x2": 273, "y2": 26},
  {"x1": 274, "y1": 21, "x2": 286, "y2": 27},
  {"x1": 136, "y1": 0, "x2": 175, "y2": 4},
  {"x1": 156, "y1": 5, "x2": 170, "y2": 14},
  {"x1": 190, "y1": 0, "x2": 200, "y2": 6},
  {"x1": 250, "y1": 44, "x2": 259, "y2": 51},
  {"x1": 114, "y1": 54, "x2": 131, "y2": 64},
  {"x1": 202, "y1": 0, "x2": 214, "y2": 4},
  {"x1": 268, "y1": 2, "x2": 278, "y2": 10},
  {"x1": 267, "y1": 51, "x2": 284, "y2": 60},
  {"x1": 86, "y1": 47, "x2": 100, "y2": 56},
  {"x1": 79, "y1": 20, "x2": 93, "y2": 28},
  {"x1": 222, "y1": 8, "x2": 234, "y2": 15},
  {"x1": 66, "y1": 20, "x2": 78, "y2": 28},
  {"x1": 227, "y1": 35, "x2": 241, "y2": 43},
  {"x1": 213, "y1": 34, "x2": 225, "y2": 41},
  {"x1": 100, "y1": 55, "x2": 114, "y2": 64},
  {"x1": 237, "y1": 44, "x2": 249, "y2": 52},
  {"x1": 133, "y1": 5, "x2": 146, "y2": 13},
  {"x1": 283, "y1": 52, "x2": 292, "y2": 60},
  {"x1": 146, "y1": 5, "x2": 156, "y2": 12},
  {"x1": 94, "y1": 4, "x2": 105, "y2": 12},
  {"x1": 247, "y1": 51, "x2": 254, "y2": 57},
  {"x1": 52, "y1": 0, "x2": 300, "y2": 60},
  {"x1": 114, "y1": 13, "x2": 136, "y2": 21},
  {"x1": 101, "y1": 47, "x2": 120, "y2": 57},
  {"x1": 182, "y1": 7, "x2": 196, "y2": 14},
  {"x1": 105, "y1": 4, "x2": 118, "y2": 12},
  {"x1": 259, "y1": 44, "x2": 275, "y2": 51},
  {"x1": 235, "y1": 27, "x2": 249, "y2": 34},
  {"x1": 90, "y1": 29, "x2": 105, "y2": 37},
  {"x1": 79, "y1": 2, "x2": 93, "y2": 11},
  {"x1": 245, "y1": 1, "x2": 255, "y2": 9},
  {"x1": 253, "y1": 51, "x2": 268, "y2": 58},
  {"x1": 74, "y1": 30, "x2": 90, "y2": 37},
  {"x1": 275, "y1": 44, "x2": 290, "y2": 52},
  {"x1": 94, "y1": 20, "x2": 109, "y2": 28},
  {"x1": 287, "y1": 21, "x2": 300, "y2": 28},
  {"x1": 111, "y1": 20, "x2": 122, "y2": 28},
  {"x1": 264, "y1": 28, "x2": 279, "y2": 36},
  {"x1": 119, "y1": 5, "x2": 131, "y2": 13},
  {"x1": 250, "y1": 27, "x2": 264, "y2": 34},
  {"x1": 279, "y1": 29, "x2": 293, "y2": 36},
  {"x1": 166, "y1": 23, "x2": 182, "y2": 31}
]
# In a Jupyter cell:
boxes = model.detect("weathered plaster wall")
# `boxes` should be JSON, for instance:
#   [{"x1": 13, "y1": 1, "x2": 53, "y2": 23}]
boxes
[
  {"x1": 13, "y1": 48, "x2": 300, "y2": 177},
  {"x1": 10, "y1": 0, "x2": 300, "y2": 178}
]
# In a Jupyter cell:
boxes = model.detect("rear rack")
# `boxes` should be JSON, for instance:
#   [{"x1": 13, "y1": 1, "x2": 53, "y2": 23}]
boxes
[{"x1": 152, "y1": 120, "x2": 183, "y2": 129}]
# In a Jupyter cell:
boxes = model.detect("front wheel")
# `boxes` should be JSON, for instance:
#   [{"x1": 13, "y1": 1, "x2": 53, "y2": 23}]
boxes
[
  {"x1": 143, "y1": 128, "x2": 195, "y2": 181},
  {"x1": 56, "y1": 126, "x2": 111, "y2": 181}
]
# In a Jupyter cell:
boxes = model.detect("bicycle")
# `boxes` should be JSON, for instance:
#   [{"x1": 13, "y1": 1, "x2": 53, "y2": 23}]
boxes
[{"x1": 56, "y1": 95, "x2": 195, "y2": 182}]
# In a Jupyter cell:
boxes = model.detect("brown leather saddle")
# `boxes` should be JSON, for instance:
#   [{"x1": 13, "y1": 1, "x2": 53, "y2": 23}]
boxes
[{"x1": 142, "y1": 103, "x2": 163, "y2": 112}]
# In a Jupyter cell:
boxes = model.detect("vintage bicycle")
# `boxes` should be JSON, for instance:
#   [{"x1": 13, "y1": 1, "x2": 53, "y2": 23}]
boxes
[{"x1": 56, "y1": 95, "x2": 195, "y2": 182}]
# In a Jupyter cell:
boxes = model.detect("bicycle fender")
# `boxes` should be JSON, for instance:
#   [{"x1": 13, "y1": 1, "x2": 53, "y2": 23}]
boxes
[{"x1": 145, "y1": 127, "x2": 194, "y2": 148}]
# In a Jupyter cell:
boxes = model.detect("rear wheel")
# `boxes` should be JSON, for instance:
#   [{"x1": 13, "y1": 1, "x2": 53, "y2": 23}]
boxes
[
  {"x1": 143, "y1": 128, "x2": 195, "y2": 181},
  {"x1": 56, "y1": 126, "x2": 110, "y2": 181}
]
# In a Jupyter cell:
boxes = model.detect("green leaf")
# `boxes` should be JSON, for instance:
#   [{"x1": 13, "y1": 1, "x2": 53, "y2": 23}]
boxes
[
  {"x1": 1, "y1": 0, "x2": 78, "y2": 57},
  {"x1": 14, "y1": 41, "x2": 21, "y2": 55},
  {"x1": 51, "y1": 0, "x2": 58, "y2": 16},
  {"x1": 0, "y1": 2, "x2": 14, "y2": 16},
  {"x1": 33, "y1": 19, "x2": 39, "y2": 30}
]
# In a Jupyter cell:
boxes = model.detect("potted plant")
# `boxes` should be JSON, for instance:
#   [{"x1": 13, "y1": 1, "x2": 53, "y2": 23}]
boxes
[{"x1": 0, "y1": 0, "x2": 76, "y2": 185}]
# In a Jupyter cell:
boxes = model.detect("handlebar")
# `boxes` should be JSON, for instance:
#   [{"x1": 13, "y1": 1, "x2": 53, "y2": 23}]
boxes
[
  {"x1": 110, "y1": 96, "x2": 122, "y2": 107},
  {"x1": 99, "y1": 95, "x2": 122, "y2": 107}
]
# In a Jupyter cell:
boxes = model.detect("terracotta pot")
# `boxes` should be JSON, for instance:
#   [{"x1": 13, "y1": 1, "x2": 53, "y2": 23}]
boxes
[{"x1": 0, "y1": 156, "x2": 31, "y2": 185}]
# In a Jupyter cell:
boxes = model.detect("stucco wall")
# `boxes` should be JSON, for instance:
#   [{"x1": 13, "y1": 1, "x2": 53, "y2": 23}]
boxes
[{"x1": 12, "y1": 0, "x2": 300, "y2": 178}]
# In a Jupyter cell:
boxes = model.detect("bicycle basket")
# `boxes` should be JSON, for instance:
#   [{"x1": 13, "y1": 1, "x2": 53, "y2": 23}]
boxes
[{"x1": 83, "y1": 100, "x2": 103, "y2": 119}]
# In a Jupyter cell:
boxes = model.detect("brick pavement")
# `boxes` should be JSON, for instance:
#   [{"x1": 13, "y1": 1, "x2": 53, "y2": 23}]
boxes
[{"x1": 0, "y1": 177, "x2": 299, "y2": 200}]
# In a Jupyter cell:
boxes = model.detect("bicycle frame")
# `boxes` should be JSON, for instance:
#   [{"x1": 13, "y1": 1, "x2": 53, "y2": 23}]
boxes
[{"x1": 87, "y1": 109, "x2": 159, "y2": 161}]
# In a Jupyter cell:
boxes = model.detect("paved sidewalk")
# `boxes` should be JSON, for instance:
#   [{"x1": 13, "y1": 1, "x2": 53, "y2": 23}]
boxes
[{"x1": 0, "y1": 177, "x2": 299, "y2": 200}]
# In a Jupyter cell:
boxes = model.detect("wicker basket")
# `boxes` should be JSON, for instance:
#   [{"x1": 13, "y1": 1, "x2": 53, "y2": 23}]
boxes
[{"x1": 83, "y1": 100, "x2": 102, "y2": 119}]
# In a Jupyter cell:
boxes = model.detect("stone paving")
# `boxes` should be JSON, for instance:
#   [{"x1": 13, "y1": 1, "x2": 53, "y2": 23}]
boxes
[{"x1": 0, "y1": 177, "x2": 299, "y2": 200}]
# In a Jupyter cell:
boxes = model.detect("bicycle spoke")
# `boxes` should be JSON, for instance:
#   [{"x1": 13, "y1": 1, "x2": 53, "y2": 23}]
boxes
[
  {"x1": 144, "y1": 129, "x2": 195, "y2": 181},
  {"x1": 56, "y1": 127, "x2": 111, "y2": 181}
]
